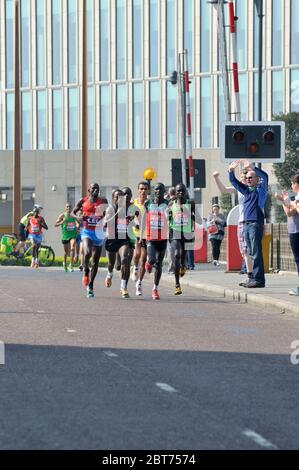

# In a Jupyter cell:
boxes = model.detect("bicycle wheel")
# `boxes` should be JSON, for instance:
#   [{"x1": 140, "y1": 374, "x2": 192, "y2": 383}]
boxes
[{"x1": 38, "y1": 245, "x2": 55, "y2": 267}]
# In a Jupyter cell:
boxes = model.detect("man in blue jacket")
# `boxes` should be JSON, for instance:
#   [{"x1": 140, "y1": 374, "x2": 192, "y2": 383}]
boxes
[{"x1": 229, "y1": 159, "x2": 268, "y2": 288}]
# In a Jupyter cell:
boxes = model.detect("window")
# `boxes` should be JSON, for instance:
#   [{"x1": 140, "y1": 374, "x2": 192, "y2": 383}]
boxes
[
  {"x1": 166, "y1": 0, "x2": 176, "y2": 75},
  {"x1": 200, "y1": 76, "x2": 211, "y2": 148},
  {"x1": 116, "y1": 0, "x2": 126, "y2": 80},
  {"x1": 200, "y1": 0, "x2": 211, "y2": 72},
  {"x1": 52, "y1": 0, "x2": 61, "y2": 85},
  {"x1": 68, "y1": 88, "x2": 79, "y2": 149},
  {"x1": 272, "y1": 0, "x2": 282, "y2": 66},
  {"x1": 291, "y1": 0, "x2": 299, "y2": 65},
  {"x1": 149, "y1": 0, "x2": 159, "y2": 77},
  {"x1": 22, "y1": 92, "x2": 31, "y2": 150},
  {"x1": 100, "y1": 0, "x2": 109, "y2": 81},
  {"x1": 272, "y1": 70, "x2": 284, "y2": 115},
  {"x1": 218, "y1": 76, "x2": 225, "y2": 147},
  {"x1": 239, "y1": 74, "x2": 248, "y2": 121},
  {"x1": 21, "y1": 0, "x2": 30, "y2": 87},
  {"x1": 100, "y1": 85, "x2": 110, "y2": 149},
  {"x1": 116, "y1": 84, "x2": 127, "y2": 149},
  {"x1": 87, "y1": 0, "x2": 93, "y2": 82},
  {"x1": 235, "y1": 0, "x2": 247, "y2": 70},
  {"x1": 37, "y1": 90, "x2": 47, "y2": 149},
  {"x1": 6, "y1": 93, "x2": 14, "y2": 150},
  {"x1": 149, "y1": 81, "x2": 160, "y2": 148},
  {"x1": 88, "y1": 87, "x2": 95, "y2": 149},
  {"x1": 36, "y1": 0, "x2": 45, "y2": 86},
  {"x1": 52, "y1": 89, "x2": 62, "y2": 149},
  {"x1": 133, "y1": 83, "x2": 143, "y2": 149},
  {"x1": 133, "y1": 0, "x2": 142, "y2": 78},
  {"x1": 254, "y1": 71, "x2": 266, "y2": 120},
  {"x1": 183, "y1": 0, "x2": 193, "y2": 72},
  {"x1": 68, "y1": 0, "x2": 77, "y2": 84},
  {"x1": 5, "y1": 0, "x2": 14, "y2": 88},
  {"x1": 166, "y1": 81, "x2": 177, "y2": 148},
  {"x1": 290, "y1": 69, "x2": 299, "y2": 112}
]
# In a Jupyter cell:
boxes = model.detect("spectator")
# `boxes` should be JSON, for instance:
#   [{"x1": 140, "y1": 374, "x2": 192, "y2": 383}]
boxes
[
  {"x1": 207, "y1": 204, "x2": 226, "y2": 266},
  {"x1": 275, "y1": 174, "x2": 299, "y2": 296},
  {"x1": 229, "y1": 160, "x2": 268, "y2": 288}
]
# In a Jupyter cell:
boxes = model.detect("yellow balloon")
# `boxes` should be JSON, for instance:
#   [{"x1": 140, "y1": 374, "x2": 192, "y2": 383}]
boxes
[{"x1": 143, "y1": 167, "x2": 156, "y2": 180}]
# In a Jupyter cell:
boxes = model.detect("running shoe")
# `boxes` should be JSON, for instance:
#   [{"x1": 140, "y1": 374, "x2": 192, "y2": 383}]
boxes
[
  {"x1": 34, "y1": 261, "x2": 39, "y2": 269},
  {"x1": 86, "y1": 286, "x2": 94, "y2": 298},
  {"x1": 152, "y1": 288, "x2": 160, "y2": 300},
  {"x1": 63, "y1": 262, "x2": 68, "y2": 272},
  {"x1": 179, "y1": 266, "x2": 187, "y2": 278},
  {"x1": 69, "y1": 264, "x2": 74, "y2": 272},
  {"x1": 136, "y1": 282, "x2": 142, "y2": 296},
  {"x1": 131, "y1": 268, "x2": 139, "y2": 282},
  {"x1": 289, "y1": 287, "x2": 299, "y2": 296},
  {"x1": 145, "y1": 261, "x2": 153, "y2": 274},
  {"x1": 105, "y1": 275, "x2": 112, "y2": 288},
  {"x1": 79, "y1": 265, "x2": 83, "y2": 272},
  {"x1": 82, "y1": 274, "x2": 89, "y2": 286},
  {"x1": 121, "y1": 288, "x2": 130, "y2": 299},
  {"x1": 174, "y1": 285, "x2": 182, "y2": 295},
  {"x1": 30, "y1": 260, "x2": 35, "y2": 268}
]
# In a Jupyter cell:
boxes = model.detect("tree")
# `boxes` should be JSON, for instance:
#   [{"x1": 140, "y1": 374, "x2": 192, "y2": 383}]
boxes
[{"x1": 272, "y1": 112, "x2": 299, "y2": 189}]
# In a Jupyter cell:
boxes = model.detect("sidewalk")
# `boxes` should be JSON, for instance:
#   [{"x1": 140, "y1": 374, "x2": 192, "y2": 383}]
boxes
[{"x1": 162, "y1": 263, "x2": 299, "y2": 317}]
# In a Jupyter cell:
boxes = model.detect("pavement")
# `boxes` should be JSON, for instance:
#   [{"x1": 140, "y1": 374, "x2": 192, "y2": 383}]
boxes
[{"x1": 161, "y1": 263, "x2": 299, "y2": 317}]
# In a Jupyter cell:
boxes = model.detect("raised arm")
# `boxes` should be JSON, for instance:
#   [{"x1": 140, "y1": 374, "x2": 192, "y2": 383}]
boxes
[{"x1": 213, "y1": 171, "x2": 236, "y2": 194}]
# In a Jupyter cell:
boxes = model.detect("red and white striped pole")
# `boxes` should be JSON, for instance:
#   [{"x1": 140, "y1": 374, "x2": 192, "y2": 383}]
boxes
[
  {"x1": 183, "y1": 50, "x2": 194, "y2": 199},
  {"x1": 228, "y1": 0, "x2": 240, "y2": 120}
]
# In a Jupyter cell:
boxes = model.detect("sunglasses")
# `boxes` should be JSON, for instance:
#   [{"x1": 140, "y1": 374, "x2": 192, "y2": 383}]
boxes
[{"x1": 245, "y1": 176, "x2": 254, "y2": 180}]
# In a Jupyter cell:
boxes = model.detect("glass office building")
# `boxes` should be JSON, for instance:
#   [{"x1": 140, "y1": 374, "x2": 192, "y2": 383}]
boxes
[{"x1": 0, "y1": 0, "x2": 298, "y2": 247}]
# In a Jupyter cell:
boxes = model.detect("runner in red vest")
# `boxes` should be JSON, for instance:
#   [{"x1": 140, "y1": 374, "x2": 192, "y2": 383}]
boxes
[
  {"x1": 27, "y1": 206, "x2": 48, "y2": 268},
  {"x1": 72, "y1": 183, "x2": 108, "y2": 298}
]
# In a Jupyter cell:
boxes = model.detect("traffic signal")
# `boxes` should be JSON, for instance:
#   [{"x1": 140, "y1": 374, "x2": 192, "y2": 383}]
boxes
[
  {"x1": 220, "y1": 121, "x2": 285, "y2": 163},
  {"x1": 169, "y1": 70, "x2": 178, "y2": 85},
  {"x1": 171, "y1": 159, "x2": 206, "y2": 188}
]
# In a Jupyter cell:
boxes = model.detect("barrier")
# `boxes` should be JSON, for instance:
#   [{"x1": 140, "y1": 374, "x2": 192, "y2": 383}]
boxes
[
  {"x1": 194, "y1": 226, "x2": 208, "y2": 263},
  {"x1": 226, "y1": 206, "x2": 242, "y2": 271}
]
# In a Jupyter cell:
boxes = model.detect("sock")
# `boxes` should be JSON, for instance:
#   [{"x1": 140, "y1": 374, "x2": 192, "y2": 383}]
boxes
[
  {"x1": 153, "y1": 284, "x2": 158, "y2": 290},
  {"x1": 121, "y1": 279, "x2": 126, "y2": 289},
  {"x1": 248, "y1": 272, "x2": 253, "y2": 279},
  {"x1": 107, "y1": 271, "x2": 113, "y2": 278}
]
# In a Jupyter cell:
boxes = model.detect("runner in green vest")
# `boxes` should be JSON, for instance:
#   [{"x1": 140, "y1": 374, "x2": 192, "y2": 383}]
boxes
[
  {"x1": 54, "y1": 203, "x2": 79, "y2": 272},
  {"x1": 168, "y1": 183, "x2": 195, "y2": 295}
]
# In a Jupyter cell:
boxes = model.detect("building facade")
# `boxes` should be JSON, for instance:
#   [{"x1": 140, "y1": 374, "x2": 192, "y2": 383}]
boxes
[{"x1": 0, "y1": 0, "x2": 298, "y2": 251}]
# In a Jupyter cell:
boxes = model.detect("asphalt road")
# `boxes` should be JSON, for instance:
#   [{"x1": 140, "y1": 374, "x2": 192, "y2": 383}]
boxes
[{"x1": 0, "y1": 267, "x2": 299, "y2": 450}]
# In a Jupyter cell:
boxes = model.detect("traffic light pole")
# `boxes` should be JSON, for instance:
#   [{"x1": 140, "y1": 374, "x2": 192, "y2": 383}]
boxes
[
  {"x1": 256, "y1": 0, "x2": 264, "y2": 169},
  {"x1": 178, "y1": 53, "x2": 187, "y2": 187},
  {"x1": 13, "y1": 0, "x2": 21, "y2": 234},
  {"x1": 183, "y1": 50, "x2": 195, "y2": 199}
]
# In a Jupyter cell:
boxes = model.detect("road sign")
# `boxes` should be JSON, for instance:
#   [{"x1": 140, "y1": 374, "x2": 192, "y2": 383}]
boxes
[{"x1": 220, "y1": 121, "x2": 285, "y2": 163}]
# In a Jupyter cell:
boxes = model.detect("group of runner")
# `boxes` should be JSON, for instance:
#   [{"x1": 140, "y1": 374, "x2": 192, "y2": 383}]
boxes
[{"x1": 68, "y1": 181, "x2": 196, "y2": 300}]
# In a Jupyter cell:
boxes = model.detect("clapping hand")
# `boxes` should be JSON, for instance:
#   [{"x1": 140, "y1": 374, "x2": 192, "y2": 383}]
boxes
[
  {"x1": 213, "y1": 171, "x2": 220, "y2": 178},
  {"x1": 229, "y1": 160, "x2": 240, "y2": 171}
]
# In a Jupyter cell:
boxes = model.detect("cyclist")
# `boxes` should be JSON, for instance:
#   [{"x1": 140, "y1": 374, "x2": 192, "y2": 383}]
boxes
[
  {"x1": 27, "y1": 206, "x2": 48, "y2": 268},
  {"x1": 131, "y1": 180, "x2": 149, "y2": 296},
  {"x1": 9, "y1": 204, "x2": 43, "y2": 257},
  {"x1": 72, "y1": 183, "x2": 108, "y2": 298},
  {"x1": 168, "y1": 183, "x2": 195, "y2": 295},
  {"x1": 54, "y1": 203, "x2": 79, "y2": 272},
  {"x1": 144, "y1": 182, "x2": 169, "y2": 300},
  {"x1": 104, "y1": 188, "x2": 135, "y2": 299}
]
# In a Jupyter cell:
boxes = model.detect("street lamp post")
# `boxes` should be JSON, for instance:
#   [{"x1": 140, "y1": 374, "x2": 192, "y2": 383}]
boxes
[
  {"x1": 82, "y1": 0, "x2": 88, "y2": 197},
  {"x1": 13, "y1": 0, "x2": 21, "y2": 233},
  {"x1": 143, "y1": 168, "x2": 156, "y2": 196}
]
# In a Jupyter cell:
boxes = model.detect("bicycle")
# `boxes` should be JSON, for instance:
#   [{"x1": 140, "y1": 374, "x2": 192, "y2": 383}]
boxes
[{"x1": 0, "y1": 234, "x2": 55, "y2": 267}]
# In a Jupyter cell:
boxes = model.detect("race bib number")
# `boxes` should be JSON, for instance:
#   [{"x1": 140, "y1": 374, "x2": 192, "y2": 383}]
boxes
[
  {"x1": 150, "y1": 213, "x2": 164, "y2": 229},
  {"x1": 87, "y1": 216, "x2": 98, "y2": 226},
  {"x1": 66, "y1": 222, "x2": 75, "y2": 231},
  {"x1": 32, "y1": 226, "x2": 39, "y2": 233},
  {"x1": 117, "y1": 218, "x2": 127, "y2": 234},
  {"x1": 174, "y1": 212, "x2": 189, "y2": 227}
]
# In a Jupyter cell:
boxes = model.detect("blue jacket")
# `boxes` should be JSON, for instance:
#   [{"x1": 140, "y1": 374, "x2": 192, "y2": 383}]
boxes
[{"x1": 228, "y1": 167, "x2": 268, "y2": 223}]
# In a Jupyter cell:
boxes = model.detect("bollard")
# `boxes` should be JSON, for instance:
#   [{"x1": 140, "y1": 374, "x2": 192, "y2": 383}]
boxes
[{"x1": 226, "y1": 206, "x2": 243, "y2": 271}]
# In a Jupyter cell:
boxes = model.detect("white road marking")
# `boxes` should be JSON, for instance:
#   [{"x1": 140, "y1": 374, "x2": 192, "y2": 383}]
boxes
[
  {"x1": 243, "y1": 429, "x2": 278, "y2": 449},
  {"x1": 37, "y1": 310, "x2": 45, "y2": 313},
  {"x1": 18, "y1": 298, "x2": 24, "y2": 301},
  {"x1": 103, "y1": 351, "x2": 118, "y2": 358},
  {"x1": 156, "y1": 382, "x2": 177, "y2": 393},
  {"x1": 67, "y1": 329, "x2": 77, "y2": 333}
]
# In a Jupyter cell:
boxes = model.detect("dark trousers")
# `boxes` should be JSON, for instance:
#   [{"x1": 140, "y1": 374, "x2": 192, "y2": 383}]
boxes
[
  {"x1": 210, "y1": 238, "x2": 222, "y2": 261},
  {"x1": 186, "y1": 250, "x2": 194, "y2": 268},
  {"x1": 289, "y1": 232, "x2": 299, "y2": 276},
  {"x1": 243, "y1": 222, "x2": 265, "y2": 285}
]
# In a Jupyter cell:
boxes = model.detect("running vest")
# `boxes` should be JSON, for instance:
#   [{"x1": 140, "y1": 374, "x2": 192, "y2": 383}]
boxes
[
  {"x1": 28, "y1": 216, "x2": 42, "y2": 235},
  {"x1": 169, "y1": 200, "x2": 194, "y2": 234},
  {"x1": 114, "y1": 205, "x2": 134, "y2": 240},
  {"x1": 61, "y1": 213, "x2": 77, "y2": 240},
  {"x1": 145, "y1": 199, "x2": 169, "y2": 241},
  {"x1": 132, "y1": 198, "x2": 146, "y2": 239},
  {"x1": 82, "y1": 197, "x2": 105, "y2": 230}
]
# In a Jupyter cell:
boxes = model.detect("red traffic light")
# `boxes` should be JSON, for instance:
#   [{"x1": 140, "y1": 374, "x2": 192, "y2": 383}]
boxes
[
  {"x1": 248, "y1": 142, "x2": 259, "y2": 154},
  {"x1": 263, "y1": 130, "x2": 275, "y2": 143},
  {"x1": 232, "y1": 130, "x2": 245, "y2": 143}
]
